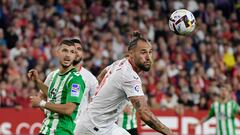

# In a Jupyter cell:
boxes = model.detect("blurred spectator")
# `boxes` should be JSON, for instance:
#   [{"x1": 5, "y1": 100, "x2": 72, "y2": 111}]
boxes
[
  {"x1": 197, "y1": 96, "x2": 208, "y2": 110},
  {"x1": 0, "y1": 28, "x2": 7, "y2": 47},
  {"x1": 160, "y1": 92, "x2": 178, "y2": 110},
  {"x1": 178, "y1": 91, "x2": 194, "y2": 109}
]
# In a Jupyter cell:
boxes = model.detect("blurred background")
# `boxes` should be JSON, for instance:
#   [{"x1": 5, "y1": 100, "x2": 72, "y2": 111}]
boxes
[{"x1": 0, "y1": 0, "x2": 240, "y2": 134}]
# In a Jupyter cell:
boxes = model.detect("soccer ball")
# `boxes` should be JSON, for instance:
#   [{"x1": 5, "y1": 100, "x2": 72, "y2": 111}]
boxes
[{"x1": 169, "y1": 9, "x2": 196, "y2": 35}]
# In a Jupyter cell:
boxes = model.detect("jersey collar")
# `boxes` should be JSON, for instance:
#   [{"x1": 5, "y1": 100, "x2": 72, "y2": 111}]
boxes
[
  {"x1": 78, "y1": 65, "x2": 82, "y2": 72},
  {"x1": 59, "y1": 67, "x2": 76, "y2": 76},
  {"x1": 128, "y1": 59, "x2": 138, "y2": 73}
]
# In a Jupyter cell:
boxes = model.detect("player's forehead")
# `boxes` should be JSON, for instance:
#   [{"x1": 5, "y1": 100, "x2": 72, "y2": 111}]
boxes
[
  {"x1": 136, "y1": 40, "x2": 152, "y2": 50},
  {"x1": 74, "y1": 43, "x2": 82, "y2": 49},
  {"x1": 60, "y1": 44, "x2": 75, "y2": 50}
]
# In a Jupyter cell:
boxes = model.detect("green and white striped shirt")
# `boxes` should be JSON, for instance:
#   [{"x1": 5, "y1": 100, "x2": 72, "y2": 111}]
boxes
[
  {"x1": 208, "y1": 100, "x2": 239, "y2": 135},
  {"x1": 118, "y1": 103, "x2": 137, "y2": 130},
  {"x1": 40, "y1": 68, "x2": 85, "y2": 135}
]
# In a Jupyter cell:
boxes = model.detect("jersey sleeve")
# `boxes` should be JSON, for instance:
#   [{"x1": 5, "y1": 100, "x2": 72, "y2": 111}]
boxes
[
  {"x1": 89, "y1": 75, "x2": 99, "y2": 98},
  {"x1": 208, "y1": 103, "x2": 215, "y2": 118},
  {"x1": 44, "y1": 71, "x2": 54, "y2": 87},
  {"x1": 121, "y1": 71, "x2": 144, "y2": 97},
  {"x1": 66, "y1": 75, "x2": 85, "y2": 104}
]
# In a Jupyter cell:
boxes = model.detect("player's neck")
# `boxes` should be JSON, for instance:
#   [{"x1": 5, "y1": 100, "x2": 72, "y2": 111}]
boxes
[
  {"x1": 220, "y1": 97, "x2": 229, "y2": 103},
  {"x1": 74, "y1": 63, "x2": 82, "y2": 71},
  {"x1": 59, "y1": 65, "x2": 74, "y2": 74},
  {"x1": 128, "y1": 59, "x2": 141, "y2": 73}
]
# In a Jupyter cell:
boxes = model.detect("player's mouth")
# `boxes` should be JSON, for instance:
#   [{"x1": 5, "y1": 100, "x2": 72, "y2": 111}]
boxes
[
  {"x1": 63, "y1": 58, "x2": 71, "y2": 63},
  {"x1": 145, "y1": 62, "x2": 151, "y2": 66}
]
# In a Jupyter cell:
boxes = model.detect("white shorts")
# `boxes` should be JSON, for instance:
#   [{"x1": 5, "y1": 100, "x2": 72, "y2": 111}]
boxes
[
  {"x1": 76, "y1": 122, "x2": 130, "y2": 135},
  {"x1": 75, "y1": 114, "x2": 130, "y2": 135}
]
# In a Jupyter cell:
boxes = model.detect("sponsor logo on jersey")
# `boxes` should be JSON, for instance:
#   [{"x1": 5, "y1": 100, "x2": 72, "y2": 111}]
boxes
[
  {"x1": 71, "y1": 84, "x2": 80, "y2": 97},
  {"x1": 49, "y1": 88, "x2": 57, "y2": 99},
  {"x1": 134, "y1": 85, "x2": 140, "y2": 92}
]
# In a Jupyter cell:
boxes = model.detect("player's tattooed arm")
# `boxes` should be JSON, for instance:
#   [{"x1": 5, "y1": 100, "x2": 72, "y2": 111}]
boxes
[{"x1": 129, "y1": 96, "x2": 174, "y2": 135}]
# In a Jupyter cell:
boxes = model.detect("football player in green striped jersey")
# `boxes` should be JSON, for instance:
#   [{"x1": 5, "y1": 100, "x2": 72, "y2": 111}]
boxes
[
  {"x1": 118, "y1": 102, "x2": 138, "y2": 135},
  {"x1": 194, "y1": 84, "x2": 240, "y2": 135},
  {"x1": 28, "y1": 39, "x2": 85, "y2": 135}
]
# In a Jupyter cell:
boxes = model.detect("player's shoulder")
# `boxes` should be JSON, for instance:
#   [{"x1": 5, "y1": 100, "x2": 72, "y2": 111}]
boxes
[
  {"x1": 212, "y1": 101, "x2": 220, "y2": 105},
  {"x1": 80, "y1": 67, "x2": 96, "y2": 77},
  {"x1": 116, "y1": 58, "x2": 132, "y2": 71},
  {"x1": 46, "y1": 69, "x2": 59, "y2": 78},
  {"x1": 68, "y1": 70, "x2": 85, "y2": 86},
  {"x1": 80, "y1": 67, "x2": 98, "y2": 81},
  {"x1": 119, "y1": 61, "x2": 141, "y2": 83},
  {"x1": 122, "y1": 60, "x2": 140, "y2": 76},
  {"x1": 229, "y1": 99, "x2": 238, "y2": 104},
  {"x1": 68, "y1": 68, "x2": 82, "y2": 79},
  {"x1": 71, "y1": 70, "x2": 82, "y2": 78},
  {"x1": 48, "y1": 69, "x2": 59, "y2": 75}
]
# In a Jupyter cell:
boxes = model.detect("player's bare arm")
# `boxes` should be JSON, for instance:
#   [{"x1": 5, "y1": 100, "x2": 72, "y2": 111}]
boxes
[
  {"x1": 97, "y1": 68, "x2": 108, "y2": 82},
  {"x1": 123, "y1": 104, "x2": 132, "y2": 115},
  {"x1": 37, "y1": 91, "x2": 47, "y2": 111},
  {"x1": 28, "y1": 69, "x2": 48, "y2": 96},
  {"x1": 30, "y1": 96, "x2": 76, "y2": 116},
  {"x1": 129, "y1": 96, "x2": 174, "y2": 135},
  {"x1": 192, "y1": 115, "x2": 211, "y2": 128},
  {"x1": 37, "y1": 91, "x2": 47, "y2": 100}
]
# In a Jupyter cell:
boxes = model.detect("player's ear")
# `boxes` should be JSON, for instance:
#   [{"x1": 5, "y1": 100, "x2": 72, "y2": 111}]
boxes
[
  {"x1": 128, "y1": 49, "x2": 133, "y2": 56},
  {"x1": 55, "y1": 46, "x2": 61, "y2": 56},
  {"x1": 124, "y1": 52, "x2": 130, "y2": 57}
]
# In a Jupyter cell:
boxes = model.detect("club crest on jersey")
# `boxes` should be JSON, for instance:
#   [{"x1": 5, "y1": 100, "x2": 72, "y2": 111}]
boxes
[
  {"x1": 134, "y1": 85, "x2": 140, "y2": 92},
  {"x1": 71, "y1": 84, "x2": 80, "y2": 97}
]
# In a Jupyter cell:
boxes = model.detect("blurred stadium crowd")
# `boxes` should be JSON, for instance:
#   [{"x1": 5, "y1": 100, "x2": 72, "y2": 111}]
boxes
[{"x1": 0, "y1": 0, "x2": 240, "y2": 113}]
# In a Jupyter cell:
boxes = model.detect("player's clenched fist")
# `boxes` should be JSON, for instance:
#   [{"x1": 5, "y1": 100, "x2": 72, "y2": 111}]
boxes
[
  {"x1": 27, "y1": 69, "x2": 39, "y2": 81},
  {"x1": 30, "y1": 96, "x2": 41, "y2": 107}
]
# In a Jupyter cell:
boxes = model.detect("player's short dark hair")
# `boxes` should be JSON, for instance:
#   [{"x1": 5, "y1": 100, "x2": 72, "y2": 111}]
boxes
[
  {"x1": 58, "y1": 39, "x2": 75, "y2": 47},
  {"x1": 70, "y1": 38, "x2": 85, "y2": 49},
  {"x1": 128, "y1": 31, "x2": 149, "y2": 51},
  {"x1": 70, "y1": 38, "x2": 82, "y2": 45}
]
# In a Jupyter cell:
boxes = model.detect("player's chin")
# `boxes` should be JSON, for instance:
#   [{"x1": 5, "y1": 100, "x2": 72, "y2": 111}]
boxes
[
  {"x1": 142, "y1": 65, "x2": 151, "y2": 71},
  {"x1": 61, "y1": 62, "x2": 72, "y2": 67}
]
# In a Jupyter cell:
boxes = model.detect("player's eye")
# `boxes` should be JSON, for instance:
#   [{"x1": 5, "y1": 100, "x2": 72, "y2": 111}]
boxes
[
  {"x1": 149, "y1": 49, "x2": 153, "y2": 54},
  {"x1": 77, "y1": 47, "x2": 82, "y2": 51},
  {"x1": 62, "y1": 49, "x2": 67, "y2": 52}
]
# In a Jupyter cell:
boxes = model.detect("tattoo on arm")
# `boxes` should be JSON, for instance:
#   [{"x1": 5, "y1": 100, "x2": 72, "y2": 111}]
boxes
[
  {"x1": 130, "y1": 96, "x2": 172, "y2": 135},
  {"x1": 135, "y1": 101, "x2": 141, "y2": 109}
]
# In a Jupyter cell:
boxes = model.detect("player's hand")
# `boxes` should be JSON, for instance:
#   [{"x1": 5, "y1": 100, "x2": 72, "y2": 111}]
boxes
[
  {"x1": 30, "y1": 96, "x2": 41, "y2": 107},
  {"x1": 27, "y1": 69, "x2": 39, "y2": 82},
  {"x1": 123, "y1": 105, "x2": 132, "y2": 115},
  {"x1": 37, "y1": 91, "x2": 47, "y2": 100}
]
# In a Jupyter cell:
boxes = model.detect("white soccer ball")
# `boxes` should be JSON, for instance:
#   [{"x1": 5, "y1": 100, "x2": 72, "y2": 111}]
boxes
[{"x1": 169, "y1": 9, "x2": 196, "y2": 35}]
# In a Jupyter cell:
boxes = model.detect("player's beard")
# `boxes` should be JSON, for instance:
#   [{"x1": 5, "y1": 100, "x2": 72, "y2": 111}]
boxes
[
  {"x1": 220, "y1": 93, "x2": 228, "y2": 101},
  {"x1": 61, "y1": 62, "x2": 72, "y2": 69},
  {"x1": 60, "y1": 58, "x2": 73, "y2": 68},
  {"x1": 137, "y1": 62, "x2": 152, "y2": 71},
  {"x1": 73, "y1": 57, "x2": 82, "y2": 66}
]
